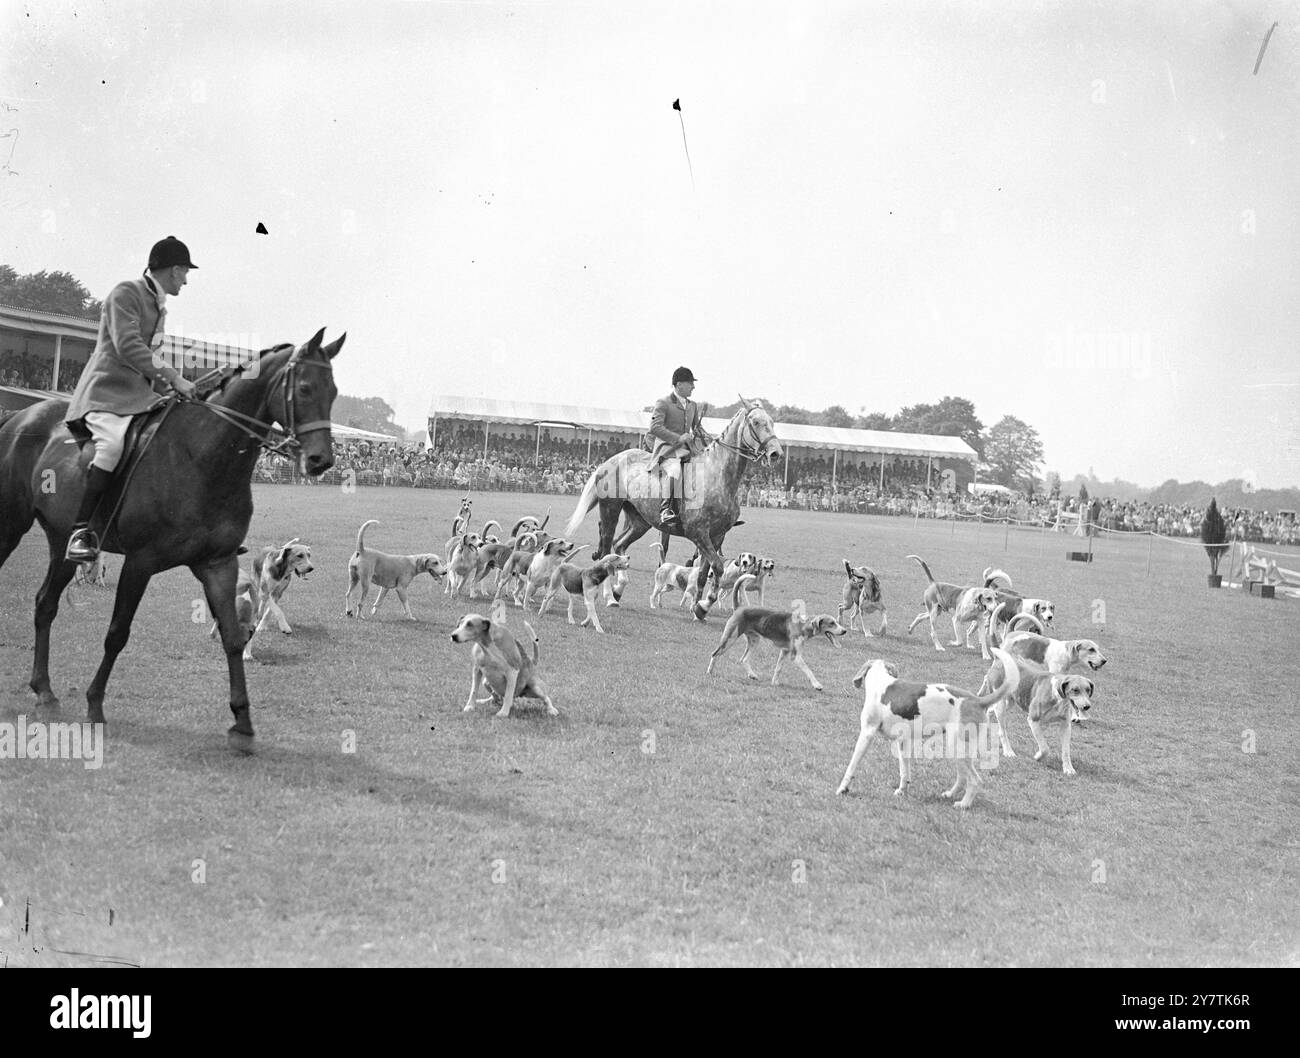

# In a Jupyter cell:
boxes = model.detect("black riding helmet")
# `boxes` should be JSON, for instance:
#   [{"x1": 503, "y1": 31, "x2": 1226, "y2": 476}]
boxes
[{"x1": 148, "y1": 236, "x2": 198, "y2": 271}]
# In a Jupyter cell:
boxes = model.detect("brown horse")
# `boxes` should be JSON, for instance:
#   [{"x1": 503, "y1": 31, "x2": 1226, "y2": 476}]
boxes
[
  {"x1": 0, "y1": 328, "x2": 343, "y2": 751},
  {"x1": 564, "y1": 398, "x2": 782, "y2": 620}
]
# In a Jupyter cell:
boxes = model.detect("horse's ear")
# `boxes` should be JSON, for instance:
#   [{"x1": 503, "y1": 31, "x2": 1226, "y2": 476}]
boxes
[
  {"x1": 306, "y1": 327, "x2": 327, "y2": 353},
  {"x1": 322, "y1": 332, "x2": 347, "y2": 360}
]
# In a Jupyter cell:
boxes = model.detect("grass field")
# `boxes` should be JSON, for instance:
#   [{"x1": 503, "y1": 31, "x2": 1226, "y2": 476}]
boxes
[{"x1": 1, "y1": 484, "x2": 1296, "y2": 967}]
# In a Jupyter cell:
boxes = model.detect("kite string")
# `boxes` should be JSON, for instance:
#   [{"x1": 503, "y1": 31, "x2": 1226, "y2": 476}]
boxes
[{"x1": 677, "y1": 112, "x2": 695, "y2": 191}]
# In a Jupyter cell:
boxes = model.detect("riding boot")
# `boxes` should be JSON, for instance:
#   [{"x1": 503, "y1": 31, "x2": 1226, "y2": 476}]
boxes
[
  {"x1": 65, "y1": 466, "x2": 114, "y2": 562},
  {"x1": 659, "y1": 496, "x2": 679, "y2": 526}
]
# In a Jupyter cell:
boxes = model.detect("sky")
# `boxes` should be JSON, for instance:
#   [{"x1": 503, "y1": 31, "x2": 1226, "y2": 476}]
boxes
[{"x1": 3, "y1": 0, "x2": 1298, "y2": 489}]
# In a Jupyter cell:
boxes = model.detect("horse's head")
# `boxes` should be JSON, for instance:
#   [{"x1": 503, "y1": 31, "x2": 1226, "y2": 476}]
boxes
[
  {"x1": 733, "y1": 395, "x2": 782, "y2": 466},
  {"x1": 272, "y1": 327, "x2": 344, "y2": 476}
]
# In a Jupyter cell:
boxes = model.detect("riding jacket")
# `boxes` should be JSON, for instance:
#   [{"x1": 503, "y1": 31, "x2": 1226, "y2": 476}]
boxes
[
  {"x1": 648, "y1": 391, "x2": 710, "y2": 467},
  {"x1": 66, "y1": 276, "x2": 173, "y2": 425}
]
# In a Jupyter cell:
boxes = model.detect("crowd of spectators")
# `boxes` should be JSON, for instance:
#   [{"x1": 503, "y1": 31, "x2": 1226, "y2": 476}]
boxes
[
  {"x1": 1, "y1": 350, "x2": 87, "y2": 392},
  {"x1": 248, "y1": 421, "x2": 1299, "y2": 547}
]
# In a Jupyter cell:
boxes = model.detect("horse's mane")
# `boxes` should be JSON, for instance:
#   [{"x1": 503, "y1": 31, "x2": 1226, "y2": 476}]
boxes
[
  {"x1": 206, "y1": 342, "x2": 296, "y2": 398},
  {"x1": 704, "y1": 402, "x2": 762, "y2": 455}
]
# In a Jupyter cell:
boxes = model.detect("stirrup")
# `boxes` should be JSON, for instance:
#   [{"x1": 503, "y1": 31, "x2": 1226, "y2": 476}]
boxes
[
  {"x1": 659, "y1": 506, "x2": 679, "y2": 526},
  {"x1": 65, "y1": 528, "x2": 101, "y2": 563}
]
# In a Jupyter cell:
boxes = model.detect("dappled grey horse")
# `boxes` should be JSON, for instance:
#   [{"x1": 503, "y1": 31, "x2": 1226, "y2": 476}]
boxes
[{"x1": 564, "y1": 398, "x2": 782, "y2": 620}]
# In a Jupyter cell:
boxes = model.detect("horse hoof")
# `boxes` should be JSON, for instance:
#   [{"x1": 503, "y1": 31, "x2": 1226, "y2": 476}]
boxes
[
  {"x1": 37, "y1": 690, "x2": 60, "y2": 710},
  {"x1": 227, "y1": 729, "x2": 257, "y2": 755}
]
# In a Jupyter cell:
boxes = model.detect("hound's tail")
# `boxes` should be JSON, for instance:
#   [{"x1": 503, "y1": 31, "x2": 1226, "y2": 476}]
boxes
[
  {"x1": 964, "y1": 648, "x2": 1021, "y2": 709},
  {"x1": 523, "y1": 621, "x2": 540, "y2": 664},
  {"x1": 355, "y1": 519, "x2": 380, "y2": 555},
  {"x1": 1006, "y1": 612, "x2": 1045, "y2": 636},
  {"x1": 906, "y1": 554, "x2": 937, "y2": 585},
  {"x1": 564, "y1": 466, "x2": 606, "y2": 537},
  {"x1": 732, "y1": 573, "x2": 758, "y2": 609},
  {"x1": 983, "y1": 567, "x2": 1013, "y2": 589},
  {"x1": 481, "y1": 519, "x2": 503, "y2": 541}
]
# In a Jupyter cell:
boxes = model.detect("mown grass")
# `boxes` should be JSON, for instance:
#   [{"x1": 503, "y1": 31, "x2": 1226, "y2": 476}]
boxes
[{"x1": 1, "y1": 485, "x2": 1296, "y2": 966}]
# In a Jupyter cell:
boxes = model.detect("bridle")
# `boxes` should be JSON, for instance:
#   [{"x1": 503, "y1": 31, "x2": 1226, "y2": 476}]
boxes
[
  {"x1": 711, "y1": 406, "x2": 779, "y2": 462},
  {"x1": 191, "y1": 344, "x2": 334, "y2": 458}
]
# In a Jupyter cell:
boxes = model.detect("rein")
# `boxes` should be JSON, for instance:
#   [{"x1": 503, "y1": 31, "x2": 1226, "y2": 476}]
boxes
[
  {"x1": 709, "y1": 408, "x2": 772, "y2": 461},
  {"x1": 192, "y1": 346, "x2": 334, "y2": 458}
]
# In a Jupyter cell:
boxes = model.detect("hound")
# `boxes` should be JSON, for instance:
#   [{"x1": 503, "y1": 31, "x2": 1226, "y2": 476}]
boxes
[
  {"x1": 838, "y1": 559, "x2": 887, "y2": 638},
  {"x1": 345, "y1": 519, "x2": 447, "y2": 618},
  {"x1": 706, "y1": 591, "x2": 847, "y2": 690},
  {"x1": 493, "y1": 531, "x2": 542, "y2": 600},
  {"x1": 679, "y1": 552, "x2": 760, "y2": 612},
  {"x1": 211, "y1": 564, "x2": 260, "y2": 661},
  {"x1": 905, "y1": 555, "x2": 1002, "y2": 654},
  {"x1": 249, "y1": 537, "x2": 314, "y2": 635},
  {"x1": 445, "y1": 533, "x2": 483, "y2": 599},
  {"x1": 986, "y1": 632, "x2": 1106, "y2": 724},
  {"x1": 981, "y1": 653, "x2": 1096, "y2": 774},
  {"x1": 72, "y1": 553, "x2": 111, "y2": 588},
  {"x1": 602, "y1": 563, "x2": 631, "y2": 608},
  {"x1": 750, "y1": 556, "x2": 777, "y2": 606},
  {"x1": 451, "y1": 497, "x2": 473, "y2": 539},
  {"x1": 835, "y1": 648, "x2": 1021, "y2": 809},
  {"x1": 208, "y1": 541, "x2": 311, "y2": 656},
  {"x1": 650, "y1": 540, "x2": 700, "y2": 608},
  {"x1": 987, "y1": 590, "x2": 1056, "y2": 650},
  {"x1": 468, "y1": 523, "x2": 517, "y2": 598},
  {"x1": 539, "y1": 553, "x2": 630, "y2": 633},
  {"x1": 469, "y1": 512, "x2": 553, "y2": 598},
  {"x1": 450, "y1": 599, "x2": 557, "y2": 718},
  {"x1": 520, "y1": 539, "x2": 587, "y2": 610}
]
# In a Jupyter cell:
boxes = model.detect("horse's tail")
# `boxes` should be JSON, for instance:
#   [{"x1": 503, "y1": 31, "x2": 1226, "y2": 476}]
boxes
[
  {"x1": 906, "y1": 554, "x2": 937, "y2": 585},
  {"x1": 356, "y1": 519, "x2": 380, "y2": 554},
  {"x1": 565, "y1": 463, "x2": 608, "y2": 538}
]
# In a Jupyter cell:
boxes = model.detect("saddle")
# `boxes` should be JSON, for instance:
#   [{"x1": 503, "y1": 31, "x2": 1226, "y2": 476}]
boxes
[
  {"x1": 67, "y1": 403, "x2": 170, "y2": 475},
  {"x1": 65, "y1": 402, "x2": 174, "y2": 543}
]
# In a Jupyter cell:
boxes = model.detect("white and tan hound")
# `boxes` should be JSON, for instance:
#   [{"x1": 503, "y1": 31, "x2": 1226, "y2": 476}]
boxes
[
  {"x1": 838, "y1": 559, "x2": 887, "y2": 638},
  {"x1": 905, "y1": 555, "x2": 1003, "y2": 654},
  {"x1": 981, "y1": 653, "x2": 1096, "y2": 774},
  {"x1": 836, "y1": 647, "x2": 1021, "y2": 809},
  {"x1": 450, "y1": 599, "x2": 556, "y2": 719},
  {"x1": 707, "y1": 593, "x2": 847, "y2": 690},
  {"x1": 345, "y1": 519, "x2": 446, "y2": 618}
]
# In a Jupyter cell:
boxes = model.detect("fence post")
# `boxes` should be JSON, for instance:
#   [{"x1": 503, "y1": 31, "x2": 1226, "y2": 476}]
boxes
[
  {"x1": 1146, "y1": 530, "x2": 1153, "y2": 577},
  {"x1": 1004, "y1": 517, "x2": 1010, "y2": 552}
]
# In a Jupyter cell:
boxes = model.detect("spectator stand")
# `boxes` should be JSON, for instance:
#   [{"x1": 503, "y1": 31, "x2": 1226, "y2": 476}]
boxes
[
  {"x1": 727, "y1": 420, "x2": 977, "y2": 497},
  {"x1": 428, "y1": 396, "x2": 649, "y2": 469}
]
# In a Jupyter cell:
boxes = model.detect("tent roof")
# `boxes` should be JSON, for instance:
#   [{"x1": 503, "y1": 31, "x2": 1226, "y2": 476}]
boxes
[
  {"x1": 429, "y1": 395, "x2": 977, "y2": 461},
  {"x1": 332, "y1": 423, "x2": 402, "y2": 442},
  {"x1": 429, "y1": 395, "x2": 646, "y2": 432},
  {"x1": 700, "y1": 417, "x2": 977, "y2": 459}
]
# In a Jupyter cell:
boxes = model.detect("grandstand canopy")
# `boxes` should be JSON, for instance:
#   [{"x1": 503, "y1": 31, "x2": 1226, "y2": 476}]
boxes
[
  {"x1": 428, "y1": 395, "x2": 977, "y2": 462},
  {"x1": 332, "y1": 423, "x2": 401, "y2": 442},
  {"x1": 428, "y1": 395, "x2": 646, "y2": 433}
]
